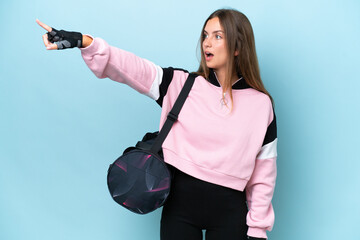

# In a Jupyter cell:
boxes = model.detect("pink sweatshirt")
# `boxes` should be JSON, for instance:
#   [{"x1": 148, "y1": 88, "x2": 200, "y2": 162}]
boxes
[{"x1": 80, "y1": 35, "x2": 277, "y2": 239}]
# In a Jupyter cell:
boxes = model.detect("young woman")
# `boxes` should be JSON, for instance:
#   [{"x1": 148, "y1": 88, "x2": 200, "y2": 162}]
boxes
[{"x1": 37, "y1": 8, "x2": 277, "y2": 240}]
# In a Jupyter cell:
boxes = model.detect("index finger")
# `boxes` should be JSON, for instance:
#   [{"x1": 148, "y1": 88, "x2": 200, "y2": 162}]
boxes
[{"x1": 36, "y1": 19, "x2": 52, "y2": 32}]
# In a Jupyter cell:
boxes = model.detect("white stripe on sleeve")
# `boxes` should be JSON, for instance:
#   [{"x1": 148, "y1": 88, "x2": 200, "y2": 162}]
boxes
[
  {"x1": 256, "y1": 138, "x2": 278, "y2": 159},
  {"x1": 145, "y1": 61, "x2": 163, "y2": 100}
]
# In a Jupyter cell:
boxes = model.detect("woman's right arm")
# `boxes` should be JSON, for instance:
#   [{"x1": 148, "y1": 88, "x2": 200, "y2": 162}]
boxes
[
  {"x1": 37, "y1": 19, "x2": 164, "y2": 101},
  {"x1": 79, "y1": 36, "x2": 163, "y2": 100}
]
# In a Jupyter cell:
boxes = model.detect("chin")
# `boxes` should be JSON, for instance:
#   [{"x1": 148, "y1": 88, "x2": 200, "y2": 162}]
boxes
[{"x1": 205, "y1": 63, "x2": 215, "y2": 69}]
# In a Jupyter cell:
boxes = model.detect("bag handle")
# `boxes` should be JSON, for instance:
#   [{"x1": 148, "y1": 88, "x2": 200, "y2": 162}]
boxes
[{"x1": 150, "y1": 73, "x2": 197, "y2": 153}]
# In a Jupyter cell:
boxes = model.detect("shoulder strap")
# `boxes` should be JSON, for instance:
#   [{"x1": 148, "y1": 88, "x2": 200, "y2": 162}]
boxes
[{"x1": 150, "y1": 73, "x2": 197, "y2": 153}]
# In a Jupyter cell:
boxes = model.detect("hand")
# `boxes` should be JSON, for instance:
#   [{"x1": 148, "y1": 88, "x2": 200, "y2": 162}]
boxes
[{"x1": 36, "y1": 19, "x2": 82, "y2": 50}]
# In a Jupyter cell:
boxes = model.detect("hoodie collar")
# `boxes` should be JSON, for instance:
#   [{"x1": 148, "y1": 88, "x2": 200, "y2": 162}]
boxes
[{"x1": 208, "y1": 69, "x2": 251, "y2": 90}]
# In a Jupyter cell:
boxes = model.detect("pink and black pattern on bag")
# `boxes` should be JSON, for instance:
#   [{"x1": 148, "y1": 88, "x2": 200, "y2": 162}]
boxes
[{"x1": 107, "y1": 150, "x2": 171, "y2": 214}]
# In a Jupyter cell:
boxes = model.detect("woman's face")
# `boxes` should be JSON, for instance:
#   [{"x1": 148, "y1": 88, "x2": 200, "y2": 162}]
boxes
[{"x1": 202, "y1": 17, "x2": 229, "y2": 73}]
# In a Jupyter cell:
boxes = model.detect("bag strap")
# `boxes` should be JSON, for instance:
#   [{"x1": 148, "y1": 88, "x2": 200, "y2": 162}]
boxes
[{"x1": 150, "y1": 73, "x2": 197, "y2": 153}]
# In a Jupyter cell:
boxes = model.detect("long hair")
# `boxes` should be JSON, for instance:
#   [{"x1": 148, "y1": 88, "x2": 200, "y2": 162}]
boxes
[{"x1": 196, "y1": 9, "x2": 274, "y2": 109}]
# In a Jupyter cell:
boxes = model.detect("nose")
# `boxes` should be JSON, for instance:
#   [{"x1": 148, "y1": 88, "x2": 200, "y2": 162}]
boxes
[{"x1": 203, "y1": 37, "x2": 211, "y2": 48}]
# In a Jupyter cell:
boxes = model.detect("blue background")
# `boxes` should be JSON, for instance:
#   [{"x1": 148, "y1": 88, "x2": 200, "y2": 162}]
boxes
[{"x1": 1, "y1": 0, "x2": 359, "y2": 239}]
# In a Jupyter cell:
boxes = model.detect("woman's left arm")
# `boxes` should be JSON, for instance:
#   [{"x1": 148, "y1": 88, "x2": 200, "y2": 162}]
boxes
[{"x1": 246, "y1": 102, "x2": 278, "y2": 240}]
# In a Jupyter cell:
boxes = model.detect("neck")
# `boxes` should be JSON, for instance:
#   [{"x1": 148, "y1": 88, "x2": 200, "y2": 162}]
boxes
[{"x1": 214, "y1": 69, "x2": 239, "y2": 87}]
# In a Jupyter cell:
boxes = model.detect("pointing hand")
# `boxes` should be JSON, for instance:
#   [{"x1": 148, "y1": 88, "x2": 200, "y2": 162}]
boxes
[{"x1": 36, "y1": 19, "x2": 83, "y2": 50}]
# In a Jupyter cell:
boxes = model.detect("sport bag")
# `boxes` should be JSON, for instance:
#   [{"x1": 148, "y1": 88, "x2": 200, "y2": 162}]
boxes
[{"x1": 107, "y1": 73, "x2": 196, "y2": 214}]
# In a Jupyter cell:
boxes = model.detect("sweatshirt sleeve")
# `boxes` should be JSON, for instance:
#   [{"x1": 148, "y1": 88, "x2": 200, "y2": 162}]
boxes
[
  {"x1": 79, "y1": 35, "x2": 164, "y2": 101},
  {"x1": 246, "y1": 103, "x2": 278, "y2": 239}
]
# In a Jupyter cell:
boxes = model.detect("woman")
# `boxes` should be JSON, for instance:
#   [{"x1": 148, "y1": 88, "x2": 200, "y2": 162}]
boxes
[{"x1": 37, "y1": 8, "x2": 277, "y2": 240}]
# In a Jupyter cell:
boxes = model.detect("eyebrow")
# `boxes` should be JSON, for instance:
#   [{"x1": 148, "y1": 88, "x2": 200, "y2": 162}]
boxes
[{"x1": 203, "y1": 30, "x2": 224, "y2": 34}]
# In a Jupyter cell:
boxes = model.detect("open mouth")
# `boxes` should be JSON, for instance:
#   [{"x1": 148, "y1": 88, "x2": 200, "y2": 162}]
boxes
[{"x1": 205, "y1": 51, "x2": 214, "y2": 60}]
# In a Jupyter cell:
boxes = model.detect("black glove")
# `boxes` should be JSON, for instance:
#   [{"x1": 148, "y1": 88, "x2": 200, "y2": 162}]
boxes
[
  {"x1": 248, "y1": 237, "x2": 266, "y2": 240},
  {"x1": 47, "y1": 28, "x2": 82, "y2": 50}
]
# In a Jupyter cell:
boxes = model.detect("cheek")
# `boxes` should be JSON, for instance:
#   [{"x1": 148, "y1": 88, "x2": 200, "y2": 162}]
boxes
[
  {"x1": 216, "y1": 45, "x2": 227, "y2": 58},
  {"x1": 215, "y1": 42, "x2": 226, "y2": 52}
]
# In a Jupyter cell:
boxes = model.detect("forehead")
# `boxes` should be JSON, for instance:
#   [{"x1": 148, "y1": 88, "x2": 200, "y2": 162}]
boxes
[{"x1": 204, "y1": 17, "x2": 223, "y2": 32}]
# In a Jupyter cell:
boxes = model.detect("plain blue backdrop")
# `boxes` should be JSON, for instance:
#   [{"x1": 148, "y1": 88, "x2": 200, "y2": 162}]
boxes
[{"x1": 1, "y1": 0, "x2": 359, "y2": 239}]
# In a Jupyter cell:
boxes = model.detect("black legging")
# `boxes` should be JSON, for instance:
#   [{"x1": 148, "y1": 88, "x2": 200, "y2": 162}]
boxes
[{"x1": 160, "y1": 167, "x2": 248, "y2": 240}]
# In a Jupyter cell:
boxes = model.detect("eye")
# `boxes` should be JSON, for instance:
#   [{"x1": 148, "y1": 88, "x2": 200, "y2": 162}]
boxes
[
  {"x1": 203, "y1": 33, "x2": 208, "y2": 39},
  {"x1": 215, "y1": 34, "x2": 222, "y2": 39}
]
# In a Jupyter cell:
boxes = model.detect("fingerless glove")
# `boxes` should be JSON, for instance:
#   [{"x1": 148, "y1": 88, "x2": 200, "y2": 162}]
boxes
[{"x1": 47, "y1": 28, "x2": 82, "y2": 50}]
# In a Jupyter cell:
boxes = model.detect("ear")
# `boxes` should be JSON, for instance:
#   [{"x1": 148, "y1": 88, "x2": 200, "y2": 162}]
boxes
[{"x1": 234, "y1": 50, "x2": 239, "y2": 56}]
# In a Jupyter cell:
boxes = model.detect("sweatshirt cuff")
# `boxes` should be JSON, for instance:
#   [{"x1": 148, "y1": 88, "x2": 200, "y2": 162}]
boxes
[
  {"x1": 79, "y1": 34, "x2": 96, "y2": 52},
  {"x1": 247, "y1": 227, "x2": 267, "y2": 239}
]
